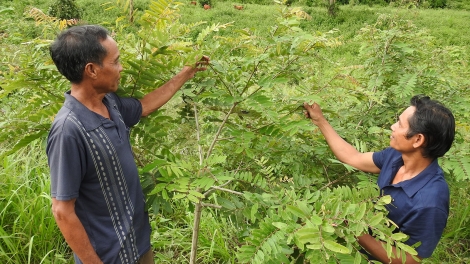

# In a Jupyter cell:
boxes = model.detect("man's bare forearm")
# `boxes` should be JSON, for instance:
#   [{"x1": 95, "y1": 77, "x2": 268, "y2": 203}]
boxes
[
  {"x1": 357, "y1": 234, "x2": 421, "y2": 264},
  {"x1": 139, "y1": 67, "x2": 195, "y2": 116},
  {"x1": 52, "y1": 198, "x2": 103, "y2": 264}
]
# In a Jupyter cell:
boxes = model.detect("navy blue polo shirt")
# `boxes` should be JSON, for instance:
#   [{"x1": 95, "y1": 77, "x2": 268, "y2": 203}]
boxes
[
  {"x1": 373, "y1": 147, "x2": 449, "y2": 258},
  {"x1": 47, "y1": 92, "x2": 151, "y2": 263}
]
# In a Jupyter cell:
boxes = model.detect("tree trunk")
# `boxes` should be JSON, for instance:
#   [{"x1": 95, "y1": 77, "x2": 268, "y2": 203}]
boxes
[
  {"x1": 189, "y1": 200, "x2": 203, "y2": 264},
  {"x1": 328, "y1": 0, "x2": 337, "y2": 16}
]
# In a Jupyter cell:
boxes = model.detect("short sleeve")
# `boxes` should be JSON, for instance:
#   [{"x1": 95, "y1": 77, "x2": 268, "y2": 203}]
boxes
[
  {"x1": 372, "y1": 147, "x2": 394, "y2": 170},
  {"x1": 47, "y1": 128, "x2": 86, "y2": 201},
  {"x1": 107, "y1": 93, "x2": 142, "y2": 127},
  {"x1": 400, "y1": 207, "x2": 448, "y2": 258}
]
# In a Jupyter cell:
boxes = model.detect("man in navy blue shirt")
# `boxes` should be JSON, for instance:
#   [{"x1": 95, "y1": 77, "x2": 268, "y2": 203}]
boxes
[
  {"x1": 47, "y1": 25, "x2": 209, "y2": 263},
  {"x1": 303, "y1": 95, "x2": 455, "y2": 263}
]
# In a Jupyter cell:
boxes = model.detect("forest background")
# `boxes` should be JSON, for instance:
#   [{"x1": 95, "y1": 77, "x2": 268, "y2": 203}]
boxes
[{"x1": 1, "y1": 0, "x2": 469, "y2": 263}]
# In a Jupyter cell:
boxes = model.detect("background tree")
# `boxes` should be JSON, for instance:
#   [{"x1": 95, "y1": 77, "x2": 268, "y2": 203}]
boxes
[{"x1": 48, "y1": 0, "x2": 81, "y2": 19}]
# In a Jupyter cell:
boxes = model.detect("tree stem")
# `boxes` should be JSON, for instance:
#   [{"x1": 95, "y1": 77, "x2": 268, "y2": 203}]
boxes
[{"x1": 189, "y1": 196, "x2": 202, "y2": 264}]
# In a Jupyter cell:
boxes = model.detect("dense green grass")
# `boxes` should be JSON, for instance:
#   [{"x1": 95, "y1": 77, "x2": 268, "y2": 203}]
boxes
[
  {"x1": 0, "y1": 143, "x2": 71, "y2": 263},
  {"x1": 1, "y1": 0, "x2": 469, "y2": 263},
  {"x1": 430, "y1": 178, "x2": 470, "y2": 263}
]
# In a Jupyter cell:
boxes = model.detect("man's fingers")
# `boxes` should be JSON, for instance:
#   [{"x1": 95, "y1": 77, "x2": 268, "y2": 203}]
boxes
[
  {"x1": 303, "y1": 102, "x2": 316, "y2": 109},
  {"x1": 195, "y1": 56, "x2": 210, "y2": 70},
  {"x1": 197, "y1": 55, "x2": 210, "y2": 66}
]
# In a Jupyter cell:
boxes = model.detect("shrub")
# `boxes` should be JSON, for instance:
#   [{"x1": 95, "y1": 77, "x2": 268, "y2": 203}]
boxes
[
  {"x1": 199, "y1": 0, "x2": 213, "y2": 7},
  {"x1": 428, "y1": 0, "x2": 447, "y2": 8},
  {"x1": 48, "y1": 0, "x2": 81, "y2": 19}
]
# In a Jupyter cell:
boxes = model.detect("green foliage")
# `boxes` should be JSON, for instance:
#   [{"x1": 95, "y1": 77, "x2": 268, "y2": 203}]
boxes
[
  {"x1": 148, "y1": 210, "x2": 239, "y2": 262},
  {"x1": 217, "y1": 0, "x2": 277, "y2": 5},
  {"x1": 423, "y1": 177, "x2": 470, "y2": 264},
  {"x1": 236, "y1": 185, "x2": 400, "y2": 263},
  {"x1": 447, "y1": 0, "x2": 470, "y2": 10},
  {"x1": 0, "y1": 37, "x2": 64, "y2": 159},
  {"x1": 48, "y1": 0, "x2": 82, "y2": 19},
  {"x1": 1, "y1": 0, "x2": 470, "y2": 263},
  {"x1": 199, "y1": 0, "x2": 213, "y2": 7},
  {"x1": 0, "y1": 144, "x2": 72, "y2": 263},
  {"x1": 427, "y1": 0, "x2": 447, "y2": 8}
]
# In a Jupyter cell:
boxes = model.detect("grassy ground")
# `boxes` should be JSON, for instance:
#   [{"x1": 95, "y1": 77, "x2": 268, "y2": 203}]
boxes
[{"x1": 0, "y1": 144, "x2": 70, "y2": 263}]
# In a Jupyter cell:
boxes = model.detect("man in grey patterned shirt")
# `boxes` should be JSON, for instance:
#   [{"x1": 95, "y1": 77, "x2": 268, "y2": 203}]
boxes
[{"x1": 47, "y1": 25, "x2": 208, "y2": 264}]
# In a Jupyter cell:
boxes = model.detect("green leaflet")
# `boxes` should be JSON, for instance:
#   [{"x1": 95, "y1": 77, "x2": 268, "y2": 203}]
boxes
[
  {"x1": 391, "y1": 232, "x2": 408, "y2": 241},
  {"x1": 354, "y1": 202, "x2": 367, "y2": 221},
  {"x1": 369, "y1": 212, "x2": 384, "y2": 227},
  {"x1": 272, "y1": 222, "x2": 288, "y2": 230},
  {"x1": 397, "y1": 242, "x2": 418, "y2": 256},
  {"x1": 354, "y1": 251, "x2": 362, "y2": 264},
  {"x1": 377, "y1": 195, "x2": 392, "y2": 205},
  {"x1": 286, "y1": 205, "x2": 308, "y2": 218},
  {"x1": 323, "y1": 239, "x2": 351, "y2": 254}
]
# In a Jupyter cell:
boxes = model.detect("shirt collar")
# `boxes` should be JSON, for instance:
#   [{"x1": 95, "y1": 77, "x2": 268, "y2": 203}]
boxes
[
  {"x1": 395, "y1": 158, "x2": 441, "y2": 197},
  {"x1": 63, "y1": 91, "x2": 116, "y2": 131}
]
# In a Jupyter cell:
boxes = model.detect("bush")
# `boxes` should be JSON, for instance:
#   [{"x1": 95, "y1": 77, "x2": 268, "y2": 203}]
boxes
[
  {"x1": 48, "y1": 0, "x2": 81, "y2": 19},
  {"x1": 428, "y1": 0, "x2": 447, "y2": 8},
  {"x1": 199, "y1": 0, "x2": 213, "y2": 7}
]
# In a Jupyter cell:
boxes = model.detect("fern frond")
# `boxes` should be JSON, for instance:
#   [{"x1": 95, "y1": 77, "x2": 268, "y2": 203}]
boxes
[
  {"x1": 142, "y1": 0, "x2": 184, "y2": 29},
  {"x1": 392, "y1": 73, "x2": 417, "y2": 98},
  {"x1": 237, "y1": 219, "x2": 291, "y2": 264},
  {"x1": 442, "y1": 157, "x2": 470, "y2": 181}
]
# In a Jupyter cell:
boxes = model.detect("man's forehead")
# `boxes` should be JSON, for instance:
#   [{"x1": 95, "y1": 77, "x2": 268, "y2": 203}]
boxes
[
  {"x1": 399, "y1": 106, "x2": 416, "y2": 120},
  {"x1": 101, "y1": 37, "x2": 119, "y2": 54}
]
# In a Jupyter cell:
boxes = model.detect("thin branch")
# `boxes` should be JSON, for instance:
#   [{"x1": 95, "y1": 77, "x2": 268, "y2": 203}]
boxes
[
  {"x1": 239, "y1": 60, "x2": 258, "y2": 95},
  {"x1": 209, "y1": 64, "x2": 233, "y2": 97},
  {"x1": 193, "y1": 103, "x2": 204, "y2": 166},
  {"x1": 205, "y1": 102, "x2": 238, "y2": 159},
  {"x1": 216, "y1": 136, "x2": 235, "y2": 141},
  {"x1": 318, "y1": 174, "x2": 348, "y2": 191},
  {"x1": 210, "y1": 186, "x2": 243, "y2": 196},
  {"x1": 246, "y1": 55, "x2": 300, "y2": 99},
  {"x1": 38, "y1": 85, "x2": 61, "y2": 99},
  {"x1": 322, "y1": 164, "x2": 331, "y2": 183},
  {"x1": 240, "y1": 46, "x2": 269, "y2": 95},
  {"x1": 203, "y1": 180, "x2": 233, "y2": 198},
  {"x1": 201, "y1": 203, "x2": 222, "y2": 209}
]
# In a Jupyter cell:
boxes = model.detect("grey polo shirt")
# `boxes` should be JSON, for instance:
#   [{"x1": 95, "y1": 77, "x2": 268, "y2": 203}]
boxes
[{"x1": 47, "y1": 92, "x2": 151, "y2": 263}]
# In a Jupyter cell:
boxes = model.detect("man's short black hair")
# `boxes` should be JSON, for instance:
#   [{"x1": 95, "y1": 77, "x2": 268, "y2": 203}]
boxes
[
  {"x1": 50, "y1": 25, "x2": 109, "y2": 84},
  {"x1": 406, "y1": 95, "x2": 455, "y2": 159}
]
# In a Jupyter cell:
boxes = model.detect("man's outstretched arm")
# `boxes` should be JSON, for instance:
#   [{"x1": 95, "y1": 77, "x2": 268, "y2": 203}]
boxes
[
  {"x1": 303, "y1": 102, "x2": 380, "y2": 173},
  {"x1": 140, "y1": 56, "x2": 210, "y2": 116}
]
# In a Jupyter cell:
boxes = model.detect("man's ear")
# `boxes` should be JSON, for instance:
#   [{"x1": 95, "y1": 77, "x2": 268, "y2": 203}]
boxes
[
  {"x1": 84, "y1": 62, "x2": 99, "y2": 80},
  {"x1": 413, "y1": 133, "x2": 426, "y2": 148}
]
